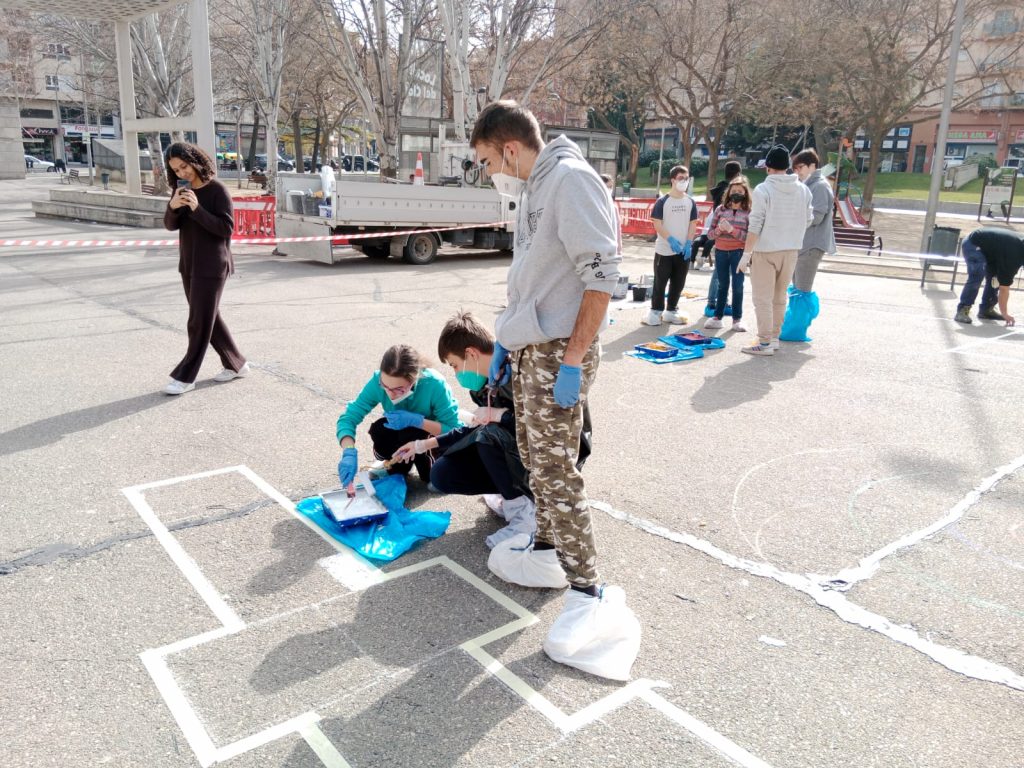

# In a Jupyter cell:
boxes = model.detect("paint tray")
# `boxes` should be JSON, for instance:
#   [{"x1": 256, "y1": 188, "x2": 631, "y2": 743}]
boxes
[
  {"x1": 321, "y1": 473, "x2": 388, "y2": 528},
  {"x1": 633, "y1": 341, "x2": 676, "y2": 359},
  {"x1": 672, "y1": 331, "x2": 715, "y2": 346}
]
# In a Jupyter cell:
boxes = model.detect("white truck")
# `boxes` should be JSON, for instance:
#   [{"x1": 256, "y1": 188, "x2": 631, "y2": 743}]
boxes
[{"x1": 273, "y1": 139, "x2": 515, "y2": 265}]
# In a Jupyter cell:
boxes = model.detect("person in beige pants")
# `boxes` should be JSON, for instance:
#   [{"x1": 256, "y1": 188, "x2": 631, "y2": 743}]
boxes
[{"x1": 737, "y1": 145, "x2": 813, "y2": 356}]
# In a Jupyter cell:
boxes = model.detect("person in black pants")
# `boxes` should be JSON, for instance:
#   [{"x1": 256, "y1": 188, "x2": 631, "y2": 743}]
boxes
[
  {"x1": 642, "y1": 165, "x2": 698, "y2": 326},
  {"x1": 393, "y1": 312, "x2": 592, "y2": 548},
  {"x1": 163, "y1": 142, "x2": 248, "y2": 395}
]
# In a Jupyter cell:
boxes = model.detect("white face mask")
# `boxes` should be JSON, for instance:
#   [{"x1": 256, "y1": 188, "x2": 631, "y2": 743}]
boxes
[
  {"x1": 490, "y1": 150, "x2": 526, "y2": 198},
  {"x1": 674, "y1": 179, "x2": 688, "y2": 192},
  {"x1": 388, "y1": 390, "x2": 413, "y2": 405}
]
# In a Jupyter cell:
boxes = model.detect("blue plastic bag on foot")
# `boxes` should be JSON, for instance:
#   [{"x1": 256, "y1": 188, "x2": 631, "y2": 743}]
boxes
[{"x1": 779, "y1": 287, "x2": 819, "y2": 342}]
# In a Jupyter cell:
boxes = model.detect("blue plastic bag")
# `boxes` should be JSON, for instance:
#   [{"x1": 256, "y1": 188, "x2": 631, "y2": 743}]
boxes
[
  {"x1": 780, "y1": 287, "x2": 820, "y2": 342},
  {"x1": 296, "y1": 474, "x2": 450, "y2": 561},
  {"x1": 626, "y1": 346, "x2": 705, "y2": 364}
]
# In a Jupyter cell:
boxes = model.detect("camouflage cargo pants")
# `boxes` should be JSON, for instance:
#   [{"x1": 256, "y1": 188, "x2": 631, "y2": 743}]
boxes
[{"x1": 512, "y1": 338, "x2": 600, "y2": 588}]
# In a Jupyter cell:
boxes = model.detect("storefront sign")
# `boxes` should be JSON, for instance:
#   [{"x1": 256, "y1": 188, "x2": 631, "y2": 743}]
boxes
[
  {"x1": 947, "y1": 129, "x2": 997, "y2": 142},
  {"x1": 22, "y1": 126, "x2": 58, "y2": 137}
]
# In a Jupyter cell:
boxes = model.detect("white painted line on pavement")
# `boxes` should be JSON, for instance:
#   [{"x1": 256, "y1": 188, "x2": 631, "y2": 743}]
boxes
[
  {"x1": 212, "y1": 712, "x2": 321, "y2": 764},
  {"x1": 300, "y1": 722, "x2": 353, "y2": 768},
  {"x1": 638, "y1": 687, "x2": 777, "y2": 768},
  {"x1": 825, "y1": 454, "x2": 1024, "y2": 587},
  {"x1": 139, "y1": 650, "x2": 218, "y2": 768},
  {"x1": 591, "y1": 497, "x2": 1024, "y2": 692},
  {"x1": 123, "y1": 486, "x2": 244, "y2": 633},
  {"x1": 946, "y1": 330, "x2": 1020, "y2": 354}
]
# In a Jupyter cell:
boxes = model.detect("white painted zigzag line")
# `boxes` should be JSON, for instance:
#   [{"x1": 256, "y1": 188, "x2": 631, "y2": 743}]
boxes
[{"x1": 590, "y1": 499, "x2": 1024, "y2": 693}]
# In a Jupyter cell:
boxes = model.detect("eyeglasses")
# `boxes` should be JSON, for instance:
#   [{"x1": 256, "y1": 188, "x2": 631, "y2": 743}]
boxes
[{"x1": 381, "y1": 381, "x2": 413, "y2": 396}]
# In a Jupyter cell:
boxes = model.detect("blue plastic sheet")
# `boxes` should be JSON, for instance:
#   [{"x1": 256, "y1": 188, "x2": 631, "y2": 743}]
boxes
[
  {"x1": 659, "y1": 334, "x2": 726, "y2": 351},
  {"x1": 780, "y1": 287, "x2": 820, "y2": 342},
  {"x1": 296, "y1": 474, "x2": 450, "y2": 561},
  {"x1": 626, "y1": 346, "x2": 705, "y2": 364}
]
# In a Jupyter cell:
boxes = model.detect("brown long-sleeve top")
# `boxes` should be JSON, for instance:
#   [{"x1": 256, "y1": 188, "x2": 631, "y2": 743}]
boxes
[{"x1": 163, "y1": 178, "x2": 235, "y2": 278}]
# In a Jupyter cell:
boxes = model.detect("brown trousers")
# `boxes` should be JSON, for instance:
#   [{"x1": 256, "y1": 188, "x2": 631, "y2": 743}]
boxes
[{"x1": 170, "y1": 273, "x2": 246, "y2": 383}]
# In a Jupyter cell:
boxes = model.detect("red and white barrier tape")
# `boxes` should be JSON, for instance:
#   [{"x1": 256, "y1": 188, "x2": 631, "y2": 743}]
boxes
[{"x1": 0, "y1": 221, "x2": 510, "y2": 250}]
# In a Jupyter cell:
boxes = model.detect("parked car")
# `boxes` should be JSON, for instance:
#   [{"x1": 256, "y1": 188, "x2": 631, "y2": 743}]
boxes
[
  {"x1": 943, "y1": 156, "x2": 965, "y2": 170},
  {"x1": 25, "y1": 154, "x2": 56, "y2": 171},
  {"x1": 254, "y1": 153, "x2": 295, "y2": 172}
]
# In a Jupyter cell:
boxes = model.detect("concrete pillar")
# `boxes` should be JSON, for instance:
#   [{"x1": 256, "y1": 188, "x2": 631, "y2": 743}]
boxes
[
  {"x1": 0, "y1": 98, "x2": 25, "y2": 180},
  {"x1": 114, "y1": 20, "x2": 141, "y2": 194},
  {"x1": 190, "y1": 0, "x2": 217, "y2": 160}
]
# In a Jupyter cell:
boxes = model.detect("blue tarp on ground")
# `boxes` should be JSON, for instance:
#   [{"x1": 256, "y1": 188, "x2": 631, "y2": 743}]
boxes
[{"x1": 296, "y1": 474, "x2": 450, "y2": 561}]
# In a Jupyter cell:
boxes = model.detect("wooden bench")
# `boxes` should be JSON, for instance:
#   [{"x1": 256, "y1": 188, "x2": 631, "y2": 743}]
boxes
[
  {"x1": 246, "y1": 171, "x2": 268, "y2": 190},
  {"x1": 141, "y1": 184, "x2": 156, "y2": 195},
  {"x1": 833, "y1": 219, "x2": 882, "y2": 254},
  {"x1": 61, "y1": 168, "x2": 84, "y2": 185}
]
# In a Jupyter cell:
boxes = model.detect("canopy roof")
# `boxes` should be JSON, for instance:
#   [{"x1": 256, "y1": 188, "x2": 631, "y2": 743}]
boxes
[{"x1": 0, "y1": 0, "x2": 179, "y2": 21}]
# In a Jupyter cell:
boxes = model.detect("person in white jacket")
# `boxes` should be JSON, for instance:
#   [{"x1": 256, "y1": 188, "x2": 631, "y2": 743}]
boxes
[{"x1": 738, "y1": 145, "x2": 814, "y2": 356}]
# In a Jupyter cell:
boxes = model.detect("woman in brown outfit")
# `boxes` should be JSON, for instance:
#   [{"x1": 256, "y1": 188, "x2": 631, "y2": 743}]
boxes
[{"x1": 163, "y1": 142, "x2": 248, "y2": 395}]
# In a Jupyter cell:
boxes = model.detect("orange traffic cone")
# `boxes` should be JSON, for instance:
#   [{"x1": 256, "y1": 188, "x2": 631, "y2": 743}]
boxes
[{"x1": 414, "y1": 152, "x2": 425, "y2": 185}]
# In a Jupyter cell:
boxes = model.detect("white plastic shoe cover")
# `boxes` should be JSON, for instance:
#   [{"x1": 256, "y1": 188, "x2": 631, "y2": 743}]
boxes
[
  {"x1": 543, "y1": 585, "x2": 641, "y2": 681},
  {"x1": 485, "y1": 496, "x2": 538, "y2": 549},
  {"x1": 482, "y1": 494, "x2": 506, "y2": 517},
  {"x1": 487, "y1": 533, "x2": 568, "y2": 588}
]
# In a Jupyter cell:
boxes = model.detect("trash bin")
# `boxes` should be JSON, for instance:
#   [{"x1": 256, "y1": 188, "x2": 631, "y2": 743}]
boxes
[
  {"x1": 928, "y1": 226, "x2": 960, "y2": 256},
  {"x1": 921, "y1": 225, "x2": 961, "y2": 290},
  {"x1": 287, "y1": 190, "x2": 305, "y2": 214},
  {"x1": 622, "y1": 182, "x2": 631, "y2": 197}
]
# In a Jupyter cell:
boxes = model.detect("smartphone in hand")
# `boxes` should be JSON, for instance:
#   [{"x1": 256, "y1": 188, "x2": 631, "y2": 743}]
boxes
[{"x1": 176, "y1": 179, "x2": 190, "y2": 191}]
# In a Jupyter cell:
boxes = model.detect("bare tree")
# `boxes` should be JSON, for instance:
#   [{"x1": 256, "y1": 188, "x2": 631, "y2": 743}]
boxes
[
  {"x1": 317, "y1": 0, "x2": 435, "y2": 178},
  {"x1": 826, "y1": 0, "x2": 1010, "y2": 217}
]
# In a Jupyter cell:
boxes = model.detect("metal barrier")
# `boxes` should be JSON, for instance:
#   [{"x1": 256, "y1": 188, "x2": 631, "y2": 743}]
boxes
[
  {"x1": 615, "y1": 198, "x2": 713, "y2": 237},
  {"x1": 233, "y1": 196, "x2": 276, "y2": 237}
]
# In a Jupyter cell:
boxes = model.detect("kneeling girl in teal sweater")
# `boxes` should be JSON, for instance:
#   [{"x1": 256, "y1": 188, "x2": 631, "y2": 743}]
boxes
[{"x1": 336, "y1": 344, "x2": 461, "y2": 486}]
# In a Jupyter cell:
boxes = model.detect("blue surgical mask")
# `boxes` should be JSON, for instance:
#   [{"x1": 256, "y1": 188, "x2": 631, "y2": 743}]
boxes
[{"x1": 456, "y1": 359, "x2": 488, "y2": 391}]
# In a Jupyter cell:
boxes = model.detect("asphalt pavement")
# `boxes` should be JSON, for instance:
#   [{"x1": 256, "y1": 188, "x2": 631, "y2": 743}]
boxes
[{"x1": 1, "y1": 175, "x2": 1022, "y2": 768}]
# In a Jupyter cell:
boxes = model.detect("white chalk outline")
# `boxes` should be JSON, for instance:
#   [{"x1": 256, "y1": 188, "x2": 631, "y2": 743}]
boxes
[
  {"x1": 128, "y1": 466, "x2": 775, "y2": 768},
  {"x1": 593, "y1": 454, "x2": 1024, "y2": 694},
  {"x1": 947, "y1": 329, "x2": 1024, "y2": 363}
]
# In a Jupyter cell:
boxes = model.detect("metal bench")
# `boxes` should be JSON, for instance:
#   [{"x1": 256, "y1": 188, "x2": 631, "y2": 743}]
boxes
[
  {"x1": 61, "y1": 168, "x2": 84, "y2": 185},
  {"x1": 246, "y1": 171, "x2": 268, "y2": 189}
]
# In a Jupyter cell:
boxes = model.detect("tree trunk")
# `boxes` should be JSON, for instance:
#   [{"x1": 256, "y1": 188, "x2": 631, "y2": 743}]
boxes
[
  {"x1": 628, "y1": 143, "x2": 639, "y2": 185},
  {"x1": 860, "y1": 128, "x2": 885, "y2": 222},
  {"x1": 311, "y1": 113, "x2": 321, "y2": 170},
  {"x1": 146, "y1": 133, "x2": 168, "y2": 194},
  {"x1": 246, "y1": 109, "x2": 260, "y2": 172},
  {"x1": 291, "y1": 110, "x2": 303, "y2": 173}
]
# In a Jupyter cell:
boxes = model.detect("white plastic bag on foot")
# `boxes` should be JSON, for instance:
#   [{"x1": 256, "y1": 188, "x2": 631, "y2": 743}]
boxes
[{"x1": 543, "y1": 585, "x2": 641, "y2": 681}]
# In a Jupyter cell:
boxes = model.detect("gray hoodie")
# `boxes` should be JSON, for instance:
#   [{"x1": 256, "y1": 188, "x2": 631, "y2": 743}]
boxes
[
  {"x1": 495, "y1": 135, "x2": 621, "y2": 351},
  {"x1": 801, "y1": 170, "x2": 837, "y2": 254},
  {"x1": 748, "y1": 172, "x2": 814, "y2": 252}
]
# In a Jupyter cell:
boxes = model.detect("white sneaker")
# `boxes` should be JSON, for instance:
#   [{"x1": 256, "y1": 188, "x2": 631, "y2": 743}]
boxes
[
  {"x1": 641, "y1": 309, "x2": 662, "y2": 326},
  {"x1": 770, "y1": 338, "x2": 780, "y2": 350},
  {"x1": 482, "y1": 494, "x2": 505, "y2": 517},
  {"x1": 731, "y1": 319, "x2": 747, "y2": 332},
  {"x1": 163, "y1": 379, "x2": 195, "y2": 395},
  {"x1": 212, "y1": 361, "x2": 250, "y2": 382},
  {"x1": 543, "y1": 585, "x2": 642, "y2": 681},
  {"x1": 741, "y1": 342, "x2": 774, "y2": 356},
  {"x1": 661, "y1": 310, "x2": 688, "y2": 324},
  {"x1": 488, "y1": 533, "x2": 568, "y2": 588},
  {"x1": 704, "y1": 317, "x2": 723, "y2": 330}
]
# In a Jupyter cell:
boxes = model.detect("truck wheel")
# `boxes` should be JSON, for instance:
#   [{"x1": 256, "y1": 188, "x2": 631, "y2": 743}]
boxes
[
  {"x1": 403, "y1": 232, "x2": 438, "y2": 265},
  {"x1": 360, "y1": 243, "x2": 390, "y2": 259}
]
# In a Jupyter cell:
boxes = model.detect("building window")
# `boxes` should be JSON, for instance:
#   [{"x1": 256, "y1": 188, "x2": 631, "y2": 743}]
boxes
[
  {"x1": 43, "y1": 42, "x2": 71, "y2": 60},
  {"x1": 60, "y1": 105, "x2": 85, "y2": 123},
  {"x1": 20, "y1": 107, "x2": 54, "y2": 120},
  {"x1": 984, "y1": 10, "x2": 1020, "y2": 37},
  {"x1": 45, "y1": 74, "x2": 60, "y2": 90}
]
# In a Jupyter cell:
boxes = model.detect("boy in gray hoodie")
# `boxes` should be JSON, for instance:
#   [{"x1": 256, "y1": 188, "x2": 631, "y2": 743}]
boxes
[
  {"x1": 739, "y1": 145, "x2": 814, "y2": 356},
  {"x1": 470, "y1": 101, "x2": 640, "y2": 682}
]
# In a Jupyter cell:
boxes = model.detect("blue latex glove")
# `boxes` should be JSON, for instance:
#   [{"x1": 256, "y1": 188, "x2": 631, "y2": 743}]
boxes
[
  {"x1": 338, "y1": 447, "x2": 358, "y2": 486},
  {"x1": 553, "y1": 364, "x2": 582, "y2": 408},
  {"x1": 489, "y1": 340, "x2": 511, "y2": 387},
  {"x1": 667, "y1": 235, "x2": 684, "y2": 254},
  {"x1": 384, "y1": 409, "x2": 425, "y2": 430},
  {"x1": 682, "y1": 239, "x2": 692, "y2": 260}
]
